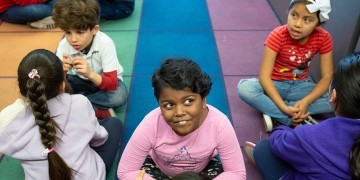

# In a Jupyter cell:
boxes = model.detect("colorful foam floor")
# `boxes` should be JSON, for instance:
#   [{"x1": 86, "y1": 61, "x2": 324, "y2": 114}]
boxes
[{"x1": 0, "y1": 0, "x2": 283, "y2": 179}]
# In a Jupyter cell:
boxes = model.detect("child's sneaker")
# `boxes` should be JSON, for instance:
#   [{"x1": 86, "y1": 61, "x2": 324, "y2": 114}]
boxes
[
  {"x1": 95, "y1": 108, "x2": 117, "y2": 120},
  {"x1": 28, "y1": 16, "x2": 56, "y2": 29},
  {"x1": 263, "y1": 114, "x2": 273, "y2": 132},
  {"x1": 303, "y1": 115, "x2": 318, "y2": 125},
  {"x1": 244, "y1": 141, "x2": 256, "y2": 166}
]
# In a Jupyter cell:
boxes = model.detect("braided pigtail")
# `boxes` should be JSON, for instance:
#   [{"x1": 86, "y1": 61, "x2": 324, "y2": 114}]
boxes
[{"x1": 18, "y1": 49, "x2": 74, "y2": 180}]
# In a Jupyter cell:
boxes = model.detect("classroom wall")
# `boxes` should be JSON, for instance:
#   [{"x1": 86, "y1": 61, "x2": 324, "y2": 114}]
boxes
[{"x1": 267, "y1": 0, "x2": 360, "y2": 81}]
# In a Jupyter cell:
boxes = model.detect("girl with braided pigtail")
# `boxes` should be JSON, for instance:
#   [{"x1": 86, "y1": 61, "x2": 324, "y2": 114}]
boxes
[
  {"x1": 0, "y1": 49, "x2": 123, "y2": 179},
  {"x1": 25, "y1": 56, "x2": 73, "y2": 179}
]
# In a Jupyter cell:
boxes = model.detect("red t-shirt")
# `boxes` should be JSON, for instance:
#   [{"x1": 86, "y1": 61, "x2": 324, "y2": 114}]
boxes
[{"x1": 265, "y1": 25, "x2": 333, "y2": 80}]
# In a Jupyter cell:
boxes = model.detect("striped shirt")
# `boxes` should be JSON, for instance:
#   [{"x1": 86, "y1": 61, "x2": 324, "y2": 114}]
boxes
[{"x1": 265, "y1": 25, "x2": 333, "y2": 80}]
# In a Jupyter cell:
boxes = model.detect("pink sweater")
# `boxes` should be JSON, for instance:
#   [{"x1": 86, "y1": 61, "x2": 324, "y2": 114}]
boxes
[{"x1": 117, "y1": 105, "x2": 246, "y2": 180}]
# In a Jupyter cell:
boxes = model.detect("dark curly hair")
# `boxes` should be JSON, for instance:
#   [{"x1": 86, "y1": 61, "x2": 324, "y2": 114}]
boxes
[
  {"x1": 152, "y1": 58, "x2": 212, "y2": 100},
  {"x1": 52, "y1": 0, "x2": 100, "y2": 30}
]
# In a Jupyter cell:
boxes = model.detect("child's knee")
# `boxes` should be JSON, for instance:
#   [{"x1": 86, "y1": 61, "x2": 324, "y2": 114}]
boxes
[{"x1": 237, "y1": 78, "x2": 259, "y2": 99}]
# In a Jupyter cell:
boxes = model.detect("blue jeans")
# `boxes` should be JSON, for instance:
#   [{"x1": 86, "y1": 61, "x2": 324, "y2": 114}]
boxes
[
  {"x1": 237, "y1": 78, "x2": 332, "y2": 125},
  {"x1": 68, "y1": 75, "x2": 128, "y2": 110},
  {"x1": 0, "y1": 0, "x2": 57, "y2": 24},
  {"x1": 254, "y1": 139, "x2": 290, "y2": 180},
  {"x1": 98, "y1": 0, "x2": 134, "y2": 20}
]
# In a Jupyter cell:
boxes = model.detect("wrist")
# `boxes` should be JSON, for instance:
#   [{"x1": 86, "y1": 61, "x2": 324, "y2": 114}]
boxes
[{"x1": 86, "y1": 71, "x2": 94, "y2": 79}]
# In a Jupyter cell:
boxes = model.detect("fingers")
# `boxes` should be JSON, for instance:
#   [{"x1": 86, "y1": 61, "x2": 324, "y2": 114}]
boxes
[
  {"x1": 136, "y1": 169, "x2": 146, "y2": 180},
  {"x1": 292, "y1": 112, "x2": 310, "y2": 124},
  {"x1": 62, "y1": 54, "x2": 89, "y2": 76},
  {"x1": 62, "y1": 54, "x2": 73, "y2": 72}
]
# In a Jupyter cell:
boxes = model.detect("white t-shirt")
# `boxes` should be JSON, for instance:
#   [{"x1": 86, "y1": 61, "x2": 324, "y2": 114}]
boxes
[{"x1": 56, "y1": 31, "x2": 124, "y2": 80}]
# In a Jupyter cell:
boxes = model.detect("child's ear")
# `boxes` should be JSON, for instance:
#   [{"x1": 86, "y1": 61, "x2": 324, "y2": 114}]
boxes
[
  {"x1": 91, "y1": 25, "x2": 100, "y2": 35},
  {"x1": 329, "y1": 89, "x2": 336, "y2": 102},
  {"x1": 202, "y1": 97, "x2": 207, "y2": 109}
]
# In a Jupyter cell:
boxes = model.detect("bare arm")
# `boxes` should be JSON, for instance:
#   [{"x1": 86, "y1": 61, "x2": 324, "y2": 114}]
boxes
[
  {"x1": 293, "y1": 51, "x2": 333, "y2": 120},
  {"x1": 259, "y1": 46, "x2": 300, "y2": 118}
]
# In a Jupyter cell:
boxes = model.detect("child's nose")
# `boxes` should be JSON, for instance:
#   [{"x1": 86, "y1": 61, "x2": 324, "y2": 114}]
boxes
[
  {"x1": 69, "y1": 34, "x2": 78, "y2": 42},
  {"x1": 294, "y1": 19, "x2": 302, "y2": 28},
  {"x1": 175, "y1": 106, "x2": 185, "y2": 116}
]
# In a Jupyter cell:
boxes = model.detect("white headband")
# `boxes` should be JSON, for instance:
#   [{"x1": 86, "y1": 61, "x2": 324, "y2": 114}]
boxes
[{"x1": 306, "y1": 0, "x2": 331, "y2": 22}]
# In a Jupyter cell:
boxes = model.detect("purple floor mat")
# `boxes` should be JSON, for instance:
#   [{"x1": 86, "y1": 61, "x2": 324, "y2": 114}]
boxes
[
  {"x1": 224, "y1": 76, "x2": 269, "y2": 145},
  {"x1": 214, "y1": 30, "x2": 272, "y2": 76},
  {"x1": 207, "y1": 0, "x2": 280, "y2": 30}
]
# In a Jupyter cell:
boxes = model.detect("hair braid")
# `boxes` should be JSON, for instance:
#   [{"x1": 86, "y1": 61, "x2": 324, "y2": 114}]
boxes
[
  {"x1": 18, "y1": 49, "x2": 74, "y2": 180},
  {"x1": 26, "y1": 78, "x2": 57, "y2": 148}
]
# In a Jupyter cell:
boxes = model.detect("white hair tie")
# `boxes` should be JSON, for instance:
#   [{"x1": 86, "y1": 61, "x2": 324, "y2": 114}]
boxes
[
  {"x1": 306, "y1": 0, "x2": 331, "y2": 22},
  {"x1": 41, "y1": 147, "x2": 54, "y2": 157},
  {"x1": 28, "y1": 69, "x2": 41, "y2": 79}
]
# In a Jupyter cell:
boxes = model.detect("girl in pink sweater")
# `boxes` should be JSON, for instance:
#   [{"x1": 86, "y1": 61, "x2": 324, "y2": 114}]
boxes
[{"x1": 118, "y1": 58, "x2": 246, "y2": 180}]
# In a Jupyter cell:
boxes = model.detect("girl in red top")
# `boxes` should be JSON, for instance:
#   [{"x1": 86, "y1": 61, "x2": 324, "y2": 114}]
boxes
[{"x1": 238, "y1": 0, "x2": 333, "y2": 132}]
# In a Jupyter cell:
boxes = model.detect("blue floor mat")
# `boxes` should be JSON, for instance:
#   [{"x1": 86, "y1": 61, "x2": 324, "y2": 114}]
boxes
[{"x1": 121, "y1": 0, "x2": 231, "y2": 154}]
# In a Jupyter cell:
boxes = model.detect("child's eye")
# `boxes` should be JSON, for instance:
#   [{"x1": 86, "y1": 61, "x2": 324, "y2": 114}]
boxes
[
  {"x1": 164, "y1": 103, "x2": 174, "y2": 109},
  {"x1": 184, "y1": 99, "x2": 194, "y2": 105},
  {"x1": 304, "y1": 18, "x2": 311, "y2": 23}
]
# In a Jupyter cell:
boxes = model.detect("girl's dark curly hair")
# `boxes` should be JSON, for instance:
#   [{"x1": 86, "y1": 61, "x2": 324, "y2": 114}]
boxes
[{"x1": 152, "y1": 58, "x2": 212, "y2": 100}]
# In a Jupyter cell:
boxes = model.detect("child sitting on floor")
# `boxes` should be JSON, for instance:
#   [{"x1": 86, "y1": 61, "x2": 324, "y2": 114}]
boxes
[
  {"x1": 0, "y1": 49, "x2": 122, "y2": 179},
  {"x1": 237, "y1": 0, "x2": 334, "y2": 132},
  {"x1": 244, "y1": 52, "x2": 360, "y2": 179},
  {"x1": 117, "y1": 58, "x2": 246, "y2": 179},
  {"x1": 53, "y1": 0, "x2": 129, "y2": 120}
]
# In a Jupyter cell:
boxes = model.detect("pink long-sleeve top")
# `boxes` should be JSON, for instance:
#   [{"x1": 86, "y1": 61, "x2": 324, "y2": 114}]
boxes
[{"x1": 117, "y1": 105, "x2": 246, "y2": 180}]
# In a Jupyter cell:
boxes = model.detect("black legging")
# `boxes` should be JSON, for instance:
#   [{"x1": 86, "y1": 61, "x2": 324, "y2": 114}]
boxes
[
  {"x1": 141, "y1": 156, "x2": 223, "y2": 179},
  {"x1": 92, "y1": 117, "x2": 123, "y2": 173}
]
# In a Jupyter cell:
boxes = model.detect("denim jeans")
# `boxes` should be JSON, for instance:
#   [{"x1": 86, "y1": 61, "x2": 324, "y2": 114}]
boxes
[
  {"x1": 98, "y1": 0, "x2": 134, "y2": 20},
  {"x1": 237, "y1": 78, "x2": 332, "y2": 125},
  {"x1": 68, "y1": 75, "x2": 128, "y2": 110},
  {"x1": 0, "y1": 0, "x2": 57, "y2": 24}
]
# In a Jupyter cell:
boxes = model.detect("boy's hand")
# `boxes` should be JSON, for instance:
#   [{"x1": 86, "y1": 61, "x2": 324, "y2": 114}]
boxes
[
  {"x1": 72, "y1": 56, "x2": 92, "y2": 78},
  {"x1": 62, "y1": 54, "x2": 73, "y2": 72}
]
